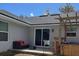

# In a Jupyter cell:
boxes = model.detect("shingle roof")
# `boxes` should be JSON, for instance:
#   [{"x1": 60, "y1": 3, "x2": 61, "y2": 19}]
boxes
[
  {"x1": 0, "y1": 10, "x2": 60, "y2": 25},
  {"x1": 1, "y1": 10, "x2": 79, "y2": 25}
]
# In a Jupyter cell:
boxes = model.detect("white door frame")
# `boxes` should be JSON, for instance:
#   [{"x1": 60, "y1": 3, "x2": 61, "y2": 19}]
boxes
[{"x1": 34, "y1": 27, "x2": 51, "y2": 47}]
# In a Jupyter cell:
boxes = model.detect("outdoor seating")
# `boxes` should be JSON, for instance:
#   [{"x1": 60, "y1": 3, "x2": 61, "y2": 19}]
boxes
[{"x1": 13, "y1": 40, "x2": 29, "y2": 49}]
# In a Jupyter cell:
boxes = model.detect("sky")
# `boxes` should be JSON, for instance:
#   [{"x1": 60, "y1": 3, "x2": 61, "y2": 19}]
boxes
[{"x1": 0, "y1": 3, "x2": 79, "y2": 17}]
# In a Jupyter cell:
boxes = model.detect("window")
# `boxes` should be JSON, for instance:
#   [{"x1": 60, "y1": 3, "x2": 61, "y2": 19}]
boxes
[
  {"x1": 0, "y1": 32, "x2": 8, "y2": 41},
  {"x1": 66, "y1": 25, "x2": 76, "y2": 37},
  {"x1": 66, "y1": 32, "x2": 76, "y2": 37},
  {"x1": 43, "y1": 29, "x2": 49, "y2": 40},
  {"x1": 0, "y1": 21, "x2": 8, "y2": 41}
]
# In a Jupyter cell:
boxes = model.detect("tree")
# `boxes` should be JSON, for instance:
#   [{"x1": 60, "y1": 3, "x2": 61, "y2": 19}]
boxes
[{"x1": 59, "y1": 3, "x2": 75, "y2": 13}]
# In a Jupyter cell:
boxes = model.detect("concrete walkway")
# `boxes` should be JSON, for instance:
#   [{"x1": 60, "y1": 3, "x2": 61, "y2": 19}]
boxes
[{"x1": 12, "y1": 49, "x2": 53, "y2": 56}]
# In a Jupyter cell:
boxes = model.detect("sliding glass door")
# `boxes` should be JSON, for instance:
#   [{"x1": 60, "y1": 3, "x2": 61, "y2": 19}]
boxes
[{"x1": 35, "y1": 29, "x2": 50, "y2": 47}]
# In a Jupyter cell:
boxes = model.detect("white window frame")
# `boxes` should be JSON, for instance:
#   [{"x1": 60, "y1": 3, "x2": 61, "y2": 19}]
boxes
[{"x1": 0, "y1": 21, "x2": 8, "y2": 41}]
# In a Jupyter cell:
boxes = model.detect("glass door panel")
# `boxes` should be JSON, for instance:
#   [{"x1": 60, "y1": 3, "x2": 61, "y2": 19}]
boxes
[
  {"x1": 42, "y1": 29, "x2": 50, "y2": 46},
  {"x1": 35, "y1": 29, "x2": 42, "y2": 46}
]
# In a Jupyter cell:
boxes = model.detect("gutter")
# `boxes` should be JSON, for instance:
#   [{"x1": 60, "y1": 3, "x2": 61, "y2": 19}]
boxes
[{"x1": 0, "y1": 12, "x2": 30, "y2": 25}]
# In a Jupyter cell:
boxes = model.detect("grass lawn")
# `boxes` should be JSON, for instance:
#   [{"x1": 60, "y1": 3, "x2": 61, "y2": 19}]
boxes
[{"x1": 0, "y1": 50, "x2": 35, "y2": 56}]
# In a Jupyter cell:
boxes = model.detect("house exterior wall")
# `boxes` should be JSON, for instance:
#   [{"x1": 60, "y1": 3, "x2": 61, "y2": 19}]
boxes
[
  {"x1": 0, "y1": 20, "x2": 29, "y2": 52},
  {"x1": 28, "y1": 24, "x2": 79, "y2": 50},
  {"x1": 1, "y1": 10, "x2": 79, "y2": 52},
  {"x1": 28, "y1": 25, "x2": 60, "y2": 50}
]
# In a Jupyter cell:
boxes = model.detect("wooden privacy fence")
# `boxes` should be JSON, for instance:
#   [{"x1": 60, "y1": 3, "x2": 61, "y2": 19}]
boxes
[{"x1": 60, "y1": 44, "x2": 79, "y2": 56}]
